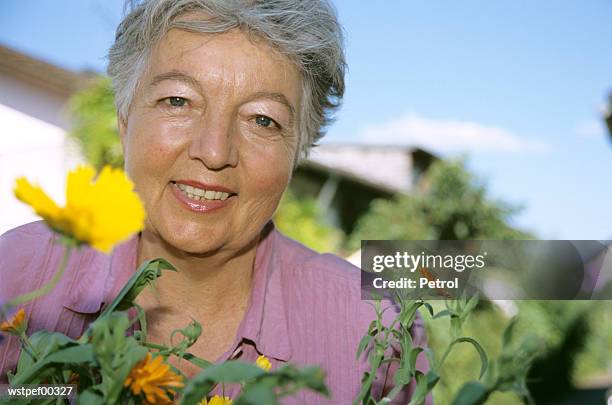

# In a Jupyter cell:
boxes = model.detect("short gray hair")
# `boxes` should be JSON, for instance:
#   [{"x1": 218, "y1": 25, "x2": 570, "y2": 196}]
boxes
[{"x1": 107, "y1": 0, "x2": 346, "y2": 163}]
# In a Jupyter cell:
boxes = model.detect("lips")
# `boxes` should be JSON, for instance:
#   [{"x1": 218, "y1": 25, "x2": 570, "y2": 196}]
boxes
[{"x1": 170, "y1": 180, "x2": 236, "y2": 212}]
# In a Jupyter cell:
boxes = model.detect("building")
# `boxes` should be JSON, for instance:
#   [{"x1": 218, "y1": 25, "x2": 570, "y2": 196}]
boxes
[
  {"x1": 0, "y1": 44, "x2": 92, "y2": 235},
  {"x1": 292, "y1": 144, "x2": 436, "y2": 234}
]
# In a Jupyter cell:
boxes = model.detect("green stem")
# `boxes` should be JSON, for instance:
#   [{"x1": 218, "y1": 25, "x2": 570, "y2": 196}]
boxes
[
  {"x1": 436, "y1": 344, "x2": 454, "y2": 373},
  {"x1": 19, "y1": 331, "x2": 39, "y2": 362},
  {"x1": 5, "y1": 245, "x2": 72, "y2": 308},
  {"x1": 141, "y1": 341, "x2": 170, "y2": 351},
  {"x1": 140, "y1": 342, "x2": 212, "y2": 368}
]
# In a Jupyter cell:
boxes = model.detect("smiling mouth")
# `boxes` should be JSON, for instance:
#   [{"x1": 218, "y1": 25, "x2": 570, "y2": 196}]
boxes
[{"x1": 171, "y1": 181, "x2": 234, "y2": 201}]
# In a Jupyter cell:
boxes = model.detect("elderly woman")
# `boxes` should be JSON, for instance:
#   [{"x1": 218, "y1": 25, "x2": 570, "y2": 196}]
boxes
[{"x1": 0, "y1": 0, "x2": 430, "y2": 403}]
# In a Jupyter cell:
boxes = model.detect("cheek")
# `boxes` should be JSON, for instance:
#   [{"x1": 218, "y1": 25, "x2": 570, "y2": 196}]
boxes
[
  {"x1": 246, "y1": 147, "x2": 292, "y2": 207},
  {"x1": 125, "y1": 117, "x2": 189, "y2": 179}
]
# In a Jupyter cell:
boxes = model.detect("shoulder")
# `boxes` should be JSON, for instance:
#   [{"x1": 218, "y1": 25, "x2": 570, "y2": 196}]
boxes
[
  {"x1": 0, "y1": 221, "x2": 112, "y2": 313},
  {"x1": 0, "y1": 221, "x2": 55, "y2": 247},
  {"x1": 271, "y1": 229, "x2": 426, "y2": 341},
  {"x1": 271, "y1": 230, "x2": 397, "y2": 329},
  {"x1": 271, "y1": 229, "x2": 362, "y2": 286},
  {"x1": 0, "y1": 221, "x2": 58, "y2": 278}
]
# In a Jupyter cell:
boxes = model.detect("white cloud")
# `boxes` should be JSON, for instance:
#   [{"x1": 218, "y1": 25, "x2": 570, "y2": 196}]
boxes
[
  {"x1": 359, "y1": 112, "x2": 548, "y2": 154},
  {"x1": 575, "y1": 119, "x2": 606, "y2": 139}
]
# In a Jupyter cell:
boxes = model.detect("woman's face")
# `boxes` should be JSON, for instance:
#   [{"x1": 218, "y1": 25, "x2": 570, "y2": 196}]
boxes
[{"x1": 120, "y1": 28, "x2": 302, "y2": 254}]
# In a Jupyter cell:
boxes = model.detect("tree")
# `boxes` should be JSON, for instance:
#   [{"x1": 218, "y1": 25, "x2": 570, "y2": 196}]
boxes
[
  {"x1": 348, "y1": 157, "x2": 533, "y2": 249},
  {"x1": 68, "y1": 76, "x2": 123, "y2": 170},
  {"x1": 274, "y1": 190, "x2": 344, "y2": 253}
]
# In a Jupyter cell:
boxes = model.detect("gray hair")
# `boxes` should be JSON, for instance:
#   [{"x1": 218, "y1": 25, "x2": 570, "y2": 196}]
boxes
[{"x1": 107, "y1": 0, "x2": 346, "y2": 163}]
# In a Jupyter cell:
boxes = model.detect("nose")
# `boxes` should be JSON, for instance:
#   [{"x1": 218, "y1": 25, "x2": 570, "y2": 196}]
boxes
[{"x1": 188, "y1": 113, "x2": 239, "y2": 170}]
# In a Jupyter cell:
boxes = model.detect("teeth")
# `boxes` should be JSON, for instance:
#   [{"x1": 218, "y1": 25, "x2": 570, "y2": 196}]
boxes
[{"x1": 175, "y1": 183, "x2": 231, "y2": 201}]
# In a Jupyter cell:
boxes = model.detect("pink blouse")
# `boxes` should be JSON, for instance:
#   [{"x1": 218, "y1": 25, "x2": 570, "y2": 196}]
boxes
[{"x1": 0, "y1": 221, "x2": 431, "y2": 404}]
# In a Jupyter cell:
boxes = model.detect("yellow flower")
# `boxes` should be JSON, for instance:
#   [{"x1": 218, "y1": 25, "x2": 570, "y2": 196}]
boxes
[
  {"x1": 255, "y1": 354, "x2": 271, "y2": 371},
  {"x1": 0, "y1": 308, "x2": 26, "y2": 334},
  {"x1": 124, "y1": 353, "x2": 184, "y2": 404},
  {"x1": 14, "y1": 165, "x2": 145, "y2": 253},
  {"x1": 200, "y1": 395, "x2": 233, "y2": 405}
]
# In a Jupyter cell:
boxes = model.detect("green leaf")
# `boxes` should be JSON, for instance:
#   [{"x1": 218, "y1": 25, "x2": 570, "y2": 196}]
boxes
[
  {"x1": 425, "y1": 370, "x2": 439, "y2": 390},
  {"x1": 384, "y1": 383, "x2": 406, "y2": 403},
  {"x1": 234, "y1": 365, "x2": 327, "y2": 404},
  {"x1": 99, "y1": 258, "x2": 177, "y2": 317},
  {"x1": 12, "y1": 344, "x2": 94, "y2": 385},
  {"x1": 19, "y1": 331, "x2": 76, "y2": 366},
  {"x1": 393, "y1": 365, "x2": 412, "y2": 386},
  {"x1": 44, "y1": 344, "x2": 94, "y2": 363},
  {"x1": 408, "y1": 347, "x2": 424, "y2": 376},
  {"x1": 421, "y1": 347, "x2": 436, "y2": 372},
  {"x1": 421, "y1": 302, "x2": 435, "y2": 317},
  {"x1": 76, "y1": 389, "x2": 105, "y2": 405},
  {"x1": 353, "y1": 371, "x2": 375, "y2": 405},
  {"x1": 451, "y1": 381, "x2": 490, "y2": 405},
  {"x1": 289, "y1": 365, "x2": 329, "y2": 395},
  {"x1": 181, "y1": 352, "x2": 213, "y2": 369},
  {"x1": 502, "y1": 317, "x2": 518, "y2": 348},
  {"x1": 198, "y1": 360, "x2": 264, "y2": 381},
  {"x1": 432, "y1": 309, "x2": 451, "y2": 319},
  {"x1": 398, "y1": 301, "x2": 420, "y2": 330},
  {"x1": 450, "y1": 337, "x2": 489, "y2": 380},
  {"x1": 235, "y1": 380, "x2": 279, "y2": 405},
  {"x1": 357, "y1": 334, "x2": 374, "y2": 359},
  {"x1": 407, "y1": 371, "x2": 429, "y2": 405},
  {"x1": 461, "y1": 294, "x2": 479, "y2": 320},
  {"x1": 89, "y1": 312, "x2": 148, "y2": 402},
  {"x1": 180, "y1": 361, "x2": 264, "y2": 405}
]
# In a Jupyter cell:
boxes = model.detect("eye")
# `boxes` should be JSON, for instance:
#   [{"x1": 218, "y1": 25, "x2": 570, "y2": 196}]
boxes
[
  {"x1": 163, "y1": 97, "x2": 187, "y2": 107},
  {"x1": 254, "y1": 115, "x2": 278, "y2": 128}
]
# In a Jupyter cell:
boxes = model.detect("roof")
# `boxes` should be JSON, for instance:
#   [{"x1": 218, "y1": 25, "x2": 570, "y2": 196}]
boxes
[
  {"x1": 303, "y1": 143, "x2": 436, "y2": 193},
  {"x1": 0, "y1": 44, "x2": 95, "y2": 98}
]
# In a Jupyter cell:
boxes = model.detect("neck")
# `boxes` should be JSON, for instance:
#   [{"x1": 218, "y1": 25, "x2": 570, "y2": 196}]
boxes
[{"x1": 135, "y1": 230, "x2": 259, "y2": 315}]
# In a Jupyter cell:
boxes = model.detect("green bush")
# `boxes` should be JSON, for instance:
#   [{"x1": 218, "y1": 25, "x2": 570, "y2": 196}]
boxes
[
  {"x1": 68, "y1": 76, "x2": 123, "y2": 170},
  {"x1": 274, "y1": 190, "x2": 344, "y2": 253},
  {"x1": 348, "y1": 158, "x2": 533, "y2": 250}
]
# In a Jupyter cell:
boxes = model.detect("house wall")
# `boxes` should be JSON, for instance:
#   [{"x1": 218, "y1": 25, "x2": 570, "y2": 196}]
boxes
[{"x1": 0, "y1": 74, "x2": 83, "y2": 235}]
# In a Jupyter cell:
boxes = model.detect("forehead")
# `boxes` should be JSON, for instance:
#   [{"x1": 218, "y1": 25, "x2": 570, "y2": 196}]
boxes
[{"x1": 146, "y1": 28, "x2": 302, "y2": 100}]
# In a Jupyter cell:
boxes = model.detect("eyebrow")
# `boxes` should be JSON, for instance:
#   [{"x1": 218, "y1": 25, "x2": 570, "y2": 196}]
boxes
[
  {"x1": 149, "y1": 70, "x2": 202, "y2": 92},
  {"x1": 245, "y1": 91, "x2": 296, "y2": 125}
]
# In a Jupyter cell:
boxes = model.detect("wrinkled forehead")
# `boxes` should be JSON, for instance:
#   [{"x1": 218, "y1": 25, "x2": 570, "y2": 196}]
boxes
[
  {"x1": 152, "y1": 10, "x2": 302, "y2": 76},
  {"x1": 144, "y1": 27, "x2": 302, "y2": 102}
]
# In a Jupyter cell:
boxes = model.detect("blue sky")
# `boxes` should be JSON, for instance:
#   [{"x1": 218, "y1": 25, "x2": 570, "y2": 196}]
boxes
[{"x1": 1, "y1": 0, "x2": 611, "y2": 239}]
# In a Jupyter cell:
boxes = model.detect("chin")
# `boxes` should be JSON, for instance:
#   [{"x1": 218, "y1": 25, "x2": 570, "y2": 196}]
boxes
[{"x1": 162, "y1": 228, "x2": 225, "y2": 255}]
